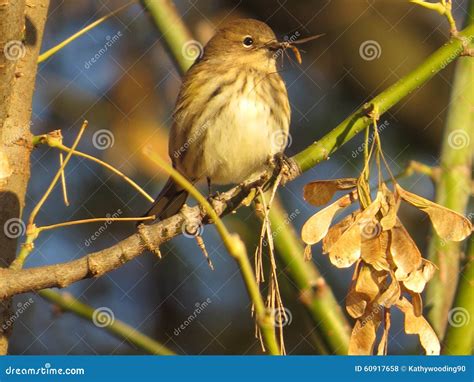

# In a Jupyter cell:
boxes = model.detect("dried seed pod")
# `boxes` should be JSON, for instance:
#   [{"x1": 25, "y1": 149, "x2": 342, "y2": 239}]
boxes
[
  {"x1": 301, "y1": 192, "x2": 355, "y2": 246},
  {"x1": 396, "y1": 297, "x2": 440, "y2": 355},
  {"x1": 396, "y1": 184, "x2": 472, "y2": 241},
  {"x1": 303, "y1": 178, "x2": 357, "y2": 206}
]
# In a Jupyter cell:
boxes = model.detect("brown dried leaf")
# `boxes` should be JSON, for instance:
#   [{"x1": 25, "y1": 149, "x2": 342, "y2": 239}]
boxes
[
  {"x1": 396, "y1": 297, "x2": 440, "y2": 355},
  {"x1": 355, "y1": 264, "x2": 384, "y2": 300},
  {"x1": 329, "y1": 194, "x2": 382, "y2": 268},
  {"x1": 348, "y1": 304, "x2": 383, "y2": 355},
  {"x1": 423, "y1": 259, "x2": 436, "y2": 280},
  {"x1": 423, "y1": 205, "x2": 472, "y2": 242},
  {"x1": 346, "y1": 292, "x2": 367, "y2": 319},
  {"x1": 377, "y1": 309, "x2": 391, "y2": 355},
  {"x1": 403, "y1": 259, "x2": 436, "y2": 293},
  {"x1": 396, "y1": 184, "x2": 472, "y2": 241},
  {"x1": 303, "y1": 178, "x2": 357, "y2": 206},
  {"x1": 361, "y1": 231, "x2": 391, "y2": 271},
  {"x1": 301, "y1": 193, "x2": 354, "y2": 245},
  {"x1": 410, "y1": 292, "x2": 423, "y2": 317},
  {"x1": 377, "y1": 273, "x2": 401, "y2": 308},
  {"x1": 329, "y1": 222, "x2": 362, "y2": 268},
  {"x1": 346, "y1": 263, "x2": 367, "y2": 318},
  {"x1": 389, "y1": 220, "x2": 422, "y2": 280},
  {"x1": 380, "y1": 184, "x2": 400, "y2": 231},
  {"x1": 322, "y1": 212, "x2": 357, "y2": 254}
]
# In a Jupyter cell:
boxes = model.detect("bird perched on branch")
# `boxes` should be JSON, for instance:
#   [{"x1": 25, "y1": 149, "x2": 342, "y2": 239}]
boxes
[{"x1": 144, "y1": 18, "x2": 319, "y2": 221}]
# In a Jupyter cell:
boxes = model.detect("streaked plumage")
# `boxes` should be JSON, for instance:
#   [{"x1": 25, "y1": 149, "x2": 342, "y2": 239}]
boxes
[{"x1": 145, "y1": 19, "x2": 290, "y2": 220}]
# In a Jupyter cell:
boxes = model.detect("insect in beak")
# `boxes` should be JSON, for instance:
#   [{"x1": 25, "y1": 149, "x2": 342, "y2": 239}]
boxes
[{"x1": 274, "y1": 33, "x2": 325, "y2": 64}]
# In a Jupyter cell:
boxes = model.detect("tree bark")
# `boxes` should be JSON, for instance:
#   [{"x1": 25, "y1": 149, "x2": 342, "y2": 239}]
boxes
[{"x1": 0, "y1": 0, "x2": 49, "y2": 355}]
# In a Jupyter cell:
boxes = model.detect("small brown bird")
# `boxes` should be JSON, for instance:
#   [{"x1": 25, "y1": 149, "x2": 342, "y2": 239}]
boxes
[{"x1": 145, "y1": 19, "x2": 293, "y2": 220}]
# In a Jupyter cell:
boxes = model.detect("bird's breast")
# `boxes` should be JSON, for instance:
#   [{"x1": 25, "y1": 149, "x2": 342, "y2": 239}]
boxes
[{"x1": 200, "y1": 72, "x2": 290, "y2": 184}]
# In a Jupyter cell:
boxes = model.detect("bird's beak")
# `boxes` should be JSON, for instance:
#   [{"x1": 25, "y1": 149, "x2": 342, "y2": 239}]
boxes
[{"x1": 267, "y1": 41, "x2": 285, "y2": 52}]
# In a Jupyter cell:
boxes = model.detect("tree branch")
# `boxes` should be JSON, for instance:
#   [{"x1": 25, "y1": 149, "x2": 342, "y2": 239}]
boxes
[
  {"x1": 0, "y1": 0, "x2": 50, "y2": 354},
  {"x1": 0, "y1": 175, "x2": 270, "y2": 298}
]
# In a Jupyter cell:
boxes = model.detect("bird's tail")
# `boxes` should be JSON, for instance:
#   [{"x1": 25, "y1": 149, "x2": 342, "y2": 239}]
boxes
[{"x1": 142, "y1": 177, "x2": 189, "y2": 222}]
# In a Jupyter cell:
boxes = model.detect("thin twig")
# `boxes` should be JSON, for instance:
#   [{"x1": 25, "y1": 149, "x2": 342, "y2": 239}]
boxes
[
  {"x1": 410, "y1": 0, "x2": 458, "y2": 35},
  {"x1": 35, "y1": 132, "x2": 154, "y2": 203},
  {"x1": 28, "y1": 121, "x2": 88, "y2": 227},
  {"x1": 38, "y1": 216, "x2": 155, "y2": 233},
  {"x1": 194, "y1": 235, "x2": 214, "y2": 270},
  {"x1": 37, "y1": 1, "x2": 135, "y2": 63},
  {"x1": 59, "y1": 152, "x2": 69, "y2": 206}
]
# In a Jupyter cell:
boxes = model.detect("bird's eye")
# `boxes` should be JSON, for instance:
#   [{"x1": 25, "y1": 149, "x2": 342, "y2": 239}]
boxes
[{"x1": 242, "y1": 36, "x2": 254, "y2": 48}]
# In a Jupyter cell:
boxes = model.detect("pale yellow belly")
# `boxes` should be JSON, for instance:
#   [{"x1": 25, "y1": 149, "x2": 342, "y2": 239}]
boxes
[{"x1": 202, "y1": 94, "x2": 287, "y2": 184}]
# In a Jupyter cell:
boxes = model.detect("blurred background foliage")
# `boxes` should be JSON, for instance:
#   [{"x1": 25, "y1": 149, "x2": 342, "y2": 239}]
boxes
[{"x1": 11, "y1": 0, "x2": 471, "y2": 354}]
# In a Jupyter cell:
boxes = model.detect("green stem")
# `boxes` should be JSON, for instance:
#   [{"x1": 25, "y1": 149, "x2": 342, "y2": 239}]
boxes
[
  {"x1": 443, "y1": 237, "x2": 474, "y2": 354},
  {"x1": 39, "y1": 289, "x2": 175, "y2": 355},
  {"x1": 268, "y1": 199, "x2": 351, "y2": 354},
  {"x1": 144, "y1": 150, "x2": 280, "y2": 355},
  {"x1": 293, "y1": 23, "x2": 474, "y2": 172},
  {"x1": 425, "y1": 2, "x2": 474, "y2": 339},
  {"x1": 140, "y1": 0, "x2": 195, "y2": 74}
]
